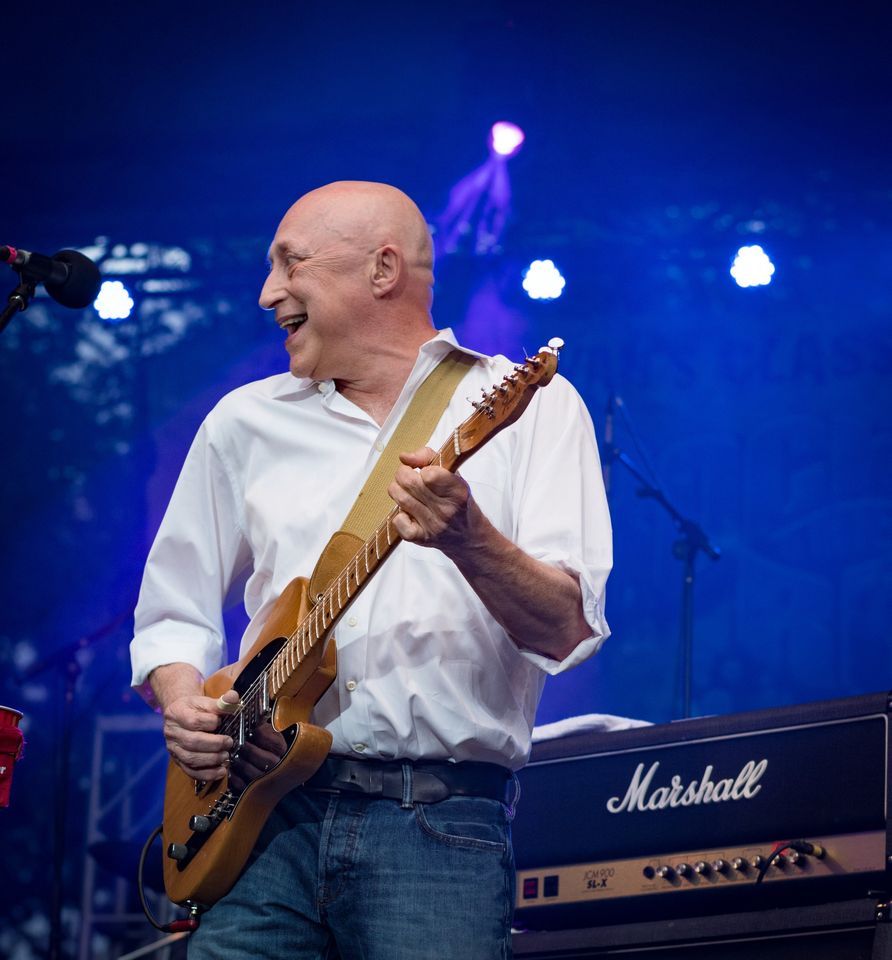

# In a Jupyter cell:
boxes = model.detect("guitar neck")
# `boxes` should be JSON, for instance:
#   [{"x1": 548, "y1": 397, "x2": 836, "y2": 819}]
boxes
[{"x1": 265, "y1": 433, "x2": 462, "y2": 698}]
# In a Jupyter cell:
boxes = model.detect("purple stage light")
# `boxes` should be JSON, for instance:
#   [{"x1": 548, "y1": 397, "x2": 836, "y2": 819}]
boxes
[
  {"x1": 489, "y1": 122, "x2": 525, "y2": 158},
  {"x1": 433, "y1": 122, "x2": 524, "y2": 259}
]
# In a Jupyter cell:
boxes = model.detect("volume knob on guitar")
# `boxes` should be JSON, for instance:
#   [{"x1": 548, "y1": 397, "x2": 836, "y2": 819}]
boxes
[
  {"x1": 167, "y1": 842, "x2": 189, "y2": 862},
  {"x1": 189, "y1": 815, "x2": 213, "y2": 833}
]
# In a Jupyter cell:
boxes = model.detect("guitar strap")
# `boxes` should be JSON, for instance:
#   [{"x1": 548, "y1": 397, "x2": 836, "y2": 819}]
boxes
[{"x1": 308, "y1": 349, "x2": 478, "y2": 598}]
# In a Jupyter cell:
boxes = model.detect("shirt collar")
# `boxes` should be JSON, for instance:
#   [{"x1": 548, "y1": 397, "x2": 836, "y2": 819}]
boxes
[{"x1": 270, "y1": 328, "x2": 488, "y2": 400}]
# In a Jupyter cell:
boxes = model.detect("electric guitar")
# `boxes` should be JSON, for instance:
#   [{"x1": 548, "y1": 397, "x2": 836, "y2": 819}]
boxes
[{"x1": 161, "y1": 339, "x2": 564, "y2": 906}]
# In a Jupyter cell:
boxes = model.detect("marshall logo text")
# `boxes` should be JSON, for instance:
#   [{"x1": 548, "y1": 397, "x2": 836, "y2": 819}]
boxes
[{"x1": 606, "y1": 759, "x2": 768, "y2": 814}]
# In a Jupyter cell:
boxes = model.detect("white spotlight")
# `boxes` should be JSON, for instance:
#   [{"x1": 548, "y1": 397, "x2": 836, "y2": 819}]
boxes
[
  {"x1": 94, "y1": 280, "x2": 134, "y2": 321},
  {"x1": 522, "y1": 260, "x2": 566, "y2": 300},
  {"x1": 730, "y1": 245, "x2": 775, "y2": 288}
]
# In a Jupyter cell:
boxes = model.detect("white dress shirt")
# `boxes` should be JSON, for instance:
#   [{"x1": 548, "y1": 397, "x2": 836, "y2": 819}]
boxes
[{"x1": 130, "y1": 330, "x2": 612, "y2": 769}]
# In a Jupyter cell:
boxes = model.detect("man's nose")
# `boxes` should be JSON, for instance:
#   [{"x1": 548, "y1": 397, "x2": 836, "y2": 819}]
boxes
[{"x1": 258, "y1": 271, "x2": 282, "y2": 311}]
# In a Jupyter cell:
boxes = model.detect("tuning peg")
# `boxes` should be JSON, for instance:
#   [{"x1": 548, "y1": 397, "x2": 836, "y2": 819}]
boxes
[{"x1": 542, "y1": 337, "x2": 565, "y2": 354}]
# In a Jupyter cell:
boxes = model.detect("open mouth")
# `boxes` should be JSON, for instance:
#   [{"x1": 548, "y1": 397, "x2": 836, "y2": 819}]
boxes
[{"x1": 279, "y1": 314, "x2": 308, "y2": 336}]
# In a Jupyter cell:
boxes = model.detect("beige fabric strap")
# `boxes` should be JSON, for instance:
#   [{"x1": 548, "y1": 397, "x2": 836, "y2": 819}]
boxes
[{"x1": 308, "y1": 349, "x2": 477, "y2": 596}]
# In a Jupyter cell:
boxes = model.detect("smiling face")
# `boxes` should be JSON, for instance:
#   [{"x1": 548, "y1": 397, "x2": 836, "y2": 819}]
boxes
[
  {"x1": 259, "y1": 189, "x2": 373, "y2": 382},
  {"x1": 259, "y1": 182, "x2": 436, "y2": 385}
]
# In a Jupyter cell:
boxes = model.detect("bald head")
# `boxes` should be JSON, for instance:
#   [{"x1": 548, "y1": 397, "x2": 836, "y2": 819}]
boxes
[
  {"x1": 259, "y1": 181, "x2": 438, "y2": 385},
  {"x1": 281, "y1": 180, "x2": 433, "y2": 278}
]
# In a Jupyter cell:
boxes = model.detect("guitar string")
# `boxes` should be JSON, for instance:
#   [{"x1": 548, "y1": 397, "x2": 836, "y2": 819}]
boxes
[{"x1": 216, "y1": 364, "x2": 538, "y2": 746}]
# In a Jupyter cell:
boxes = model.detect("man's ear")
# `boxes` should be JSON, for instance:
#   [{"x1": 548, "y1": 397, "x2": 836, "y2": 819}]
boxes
[{"x1": 370, "y1": 245, "x2": 402, "y2": 297}]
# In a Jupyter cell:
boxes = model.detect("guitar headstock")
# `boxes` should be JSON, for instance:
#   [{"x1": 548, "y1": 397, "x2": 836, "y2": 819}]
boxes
[{"x1": 457, "y1": 338, "x2": 564, "y2": 457}]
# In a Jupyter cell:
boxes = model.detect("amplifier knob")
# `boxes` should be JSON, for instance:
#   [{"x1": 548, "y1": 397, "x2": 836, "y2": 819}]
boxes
[
  {"x1": 656, "y1": 865, "x2": 675, "y2": 880},
  {"x1": 712, "y1": 859, "x2": 729, "y2": 874},
  {"x1": 750, "y1": 855, "x2": 765, "y2": 870},
  {"x1": 732, "y1": 857, "x2": 748, "y2": 872},
  {"x1": 694, "y1": 861, "x2": 711, "y2": 875},
  {"x1": 675, "y1": 863, "x2": 692, "y2": 878},
  {"x1": 785, "y1": 850, "x2": 802, "y2": 866}
]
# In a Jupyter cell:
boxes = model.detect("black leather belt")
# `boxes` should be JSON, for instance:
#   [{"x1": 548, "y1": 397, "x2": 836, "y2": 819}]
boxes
[{"x1": 304, "y1": 755, "x2": 513, "y2": 804}]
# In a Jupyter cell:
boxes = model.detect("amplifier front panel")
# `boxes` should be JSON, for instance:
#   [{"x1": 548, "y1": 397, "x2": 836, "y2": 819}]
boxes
[{"x1": 514, "y1": 713, "x2": 888, "y2": 869}]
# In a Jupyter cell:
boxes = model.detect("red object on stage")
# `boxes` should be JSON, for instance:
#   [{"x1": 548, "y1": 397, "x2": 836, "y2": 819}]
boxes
[{"x1": 0, "y1": 706, "x2": 24, "y2": 808}]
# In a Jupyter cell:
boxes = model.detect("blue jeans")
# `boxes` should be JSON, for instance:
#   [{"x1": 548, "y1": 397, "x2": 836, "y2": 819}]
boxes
[{"x1": 187, "y1": 787, "x2": 515, "y2": 959}]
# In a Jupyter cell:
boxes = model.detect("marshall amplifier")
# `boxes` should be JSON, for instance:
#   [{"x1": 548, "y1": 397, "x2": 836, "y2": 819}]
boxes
[{"x1": 512, "y1": 691, "x2": 892, "y2": 931}]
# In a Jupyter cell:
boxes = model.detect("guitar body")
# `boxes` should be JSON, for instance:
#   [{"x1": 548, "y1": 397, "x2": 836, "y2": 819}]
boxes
[{"x1": 162, "y1": 576, "x2": 337, "y2": 906}]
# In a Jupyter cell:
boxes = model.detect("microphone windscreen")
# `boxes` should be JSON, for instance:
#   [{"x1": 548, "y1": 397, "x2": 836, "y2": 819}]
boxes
[{"x1": 45, "y1": 249, "x2": 102, "y2": 309}]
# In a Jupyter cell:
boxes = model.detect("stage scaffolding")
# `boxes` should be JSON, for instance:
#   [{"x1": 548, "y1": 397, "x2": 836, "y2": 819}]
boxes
[{"x1": 77, "y1": 712, "x2": 183, "y2": 960}]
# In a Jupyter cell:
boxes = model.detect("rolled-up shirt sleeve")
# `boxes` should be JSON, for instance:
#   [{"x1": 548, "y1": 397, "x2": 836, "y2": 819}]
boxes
[
  {"x1": 509, "y1": 375, "x2": 613, "y2": 675},
  {"x1": 130, "y1": 419, "x2": 252, "y2": 708}
]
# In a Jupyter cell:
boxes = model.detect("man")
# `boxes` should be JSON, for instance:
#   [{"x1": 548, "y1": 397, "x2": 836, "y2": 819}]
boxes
[{"x1": 131, "y1": 181, "x2": 611, "y2": 959}]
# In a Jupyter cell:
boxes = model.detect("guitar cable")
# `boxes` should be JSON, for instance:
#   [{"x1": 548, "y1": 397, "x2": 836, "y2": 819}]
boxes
[
  {"x1": 754, "y1": 839, "x2": 826, "y2": 885},
  {"x1": 138, "y1": 824, "x2": 203, "y2": 933}
]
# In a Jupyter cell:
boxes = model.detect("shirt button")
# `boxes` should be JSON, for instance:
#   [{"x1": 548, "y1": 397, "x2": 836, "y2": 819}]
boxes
[
  {"x1": 352, "y1": 742, "x2": 366, "y2": 753},
  {"x1": 347, "y1": 616, "x2": 358, "y2": 627},
  {"x1": 317, "y1": 382, "x2": 326, "y2": 393},
  {"x1": 374, "y1": 440, "x2": 384, "y2": 452},
  {"x1": 345, "y1": 679, "x2": 357, "y2": 692}
]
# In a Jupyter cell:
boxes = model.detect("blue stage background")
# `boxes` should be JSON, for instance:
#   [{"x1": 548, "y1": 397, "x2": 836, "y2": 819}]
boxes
[{"x1": 1, "y1": 2, "x2": 889, "y2": 956}]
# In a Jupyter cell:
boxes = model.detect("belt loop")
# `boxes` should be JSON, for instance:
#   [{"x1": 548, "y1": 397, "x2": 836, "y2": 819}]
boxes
[
  {"x1": 505, "y1": 772, "x2": 521, "y2": 822},
  {"x1": 400, "y1": 760, "x2": 414, "y2": 809}
]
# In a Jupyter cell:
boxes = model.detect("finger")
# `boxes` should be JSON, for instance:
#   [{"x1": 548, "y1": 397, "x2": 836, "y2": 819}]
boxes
[
  {"x1": 171, "y1": 747, "x2": 229, "y2": 782},
  {"x1": 421, "y1": 467, "x2": 468, "y2": 500},
  {"x1": 168, "y1": 728, "x2": 233, "y2": 753},
  {"x1": 164, "y1": 703, "x2": 235, "y2": 740},
  {"x1": 390, "y1": 510, "x2": 424, "y2": 542},
  {"x1": 394, "y1": 462, "x2": 467, "y2": 514},
  {"x1": 388, "y1": 480, "x2": 439, "y2": 531},
  {"x1": 209, "y1": 689, "x2": 241, "y2": 715},
  {"x1": 167, "y1": 707, "x2": 229, "y2": 735},
  {"x1": 391, "y1": 465, "x2": 447, "y2": 514},
  {"x1": 171, "y1": 745, "x2": 230, "y2": 769},
  {"x1": 398, "y1": 446, "x2": 436, "y2": 468}
]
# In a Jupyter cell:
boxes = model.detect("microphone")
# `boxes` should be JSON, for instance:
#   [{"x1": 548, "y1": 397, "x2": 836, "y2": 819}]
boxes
[{"x1": 1, "y1": 245, "x2": 102, "y2": 309}]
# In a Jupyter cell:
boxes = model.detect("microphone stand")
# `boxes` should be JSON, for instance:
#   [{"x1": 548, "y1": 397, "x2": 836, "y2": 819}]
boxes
[
  {"x1": 0, "y1": 276, "x2": 36, "y2": 336},
  {"x1": 602, "y1": 428, "x2": 720, "y2": 719}
]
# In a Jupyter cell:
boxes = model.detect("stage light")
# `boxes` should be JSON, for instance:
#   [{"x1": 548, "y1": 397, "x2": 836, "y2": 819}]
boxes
[
  {"x1": 522, "y1": 259, "x2": 565, "y2": 300},
  {"x1": 730, "y1": 245, "x2": 775, "y2": 288},
  {"x1": 94, "y1": 280, "x2": 134, "y2": 321},
  {"x1": 490, "y1": 121, "x2": 525, "y2": 158}
]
